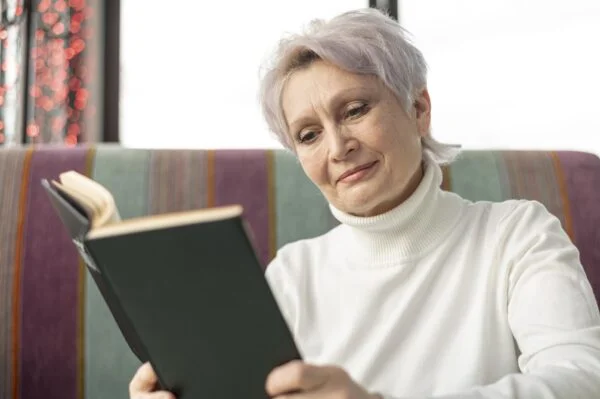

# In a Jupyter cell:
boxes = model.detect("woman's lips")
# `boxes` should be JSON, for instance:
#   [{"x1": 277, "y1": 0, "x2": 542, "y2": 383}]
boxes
[{"x1": 337, "y1": 161, "x2": 378, "y2": 183}]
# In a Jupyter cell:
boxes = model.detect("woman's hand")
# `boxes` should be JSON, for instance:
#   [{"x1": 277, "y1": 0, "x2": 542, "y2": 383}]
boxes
[
  {"x1": 129, "y1": 362, "x2": 175, "y2": 399},
  {"x1": 266, "y1": 360, "x2": 382, "y2": 399}
]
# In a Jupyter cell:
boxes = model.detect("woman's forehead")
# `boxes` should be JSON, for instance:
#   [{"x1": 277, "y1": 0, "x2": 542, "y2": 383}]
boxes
[{"x1": 282, "y1": 63, "x2": 382, "y2": 110}]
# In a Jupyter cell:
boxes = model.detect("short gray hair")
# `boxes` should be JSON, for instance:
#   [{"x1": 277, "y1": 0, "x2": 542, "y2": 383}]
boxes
[{"x1": 258, "y1": 8, "x2": 460, "y2": 164}]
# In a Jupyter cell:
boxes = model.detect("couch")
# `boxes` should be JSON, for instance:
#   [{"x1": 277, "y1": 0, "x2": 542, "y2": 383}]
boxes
[{"x1": 0, "y1": 144, "x2": 599, "y2": 399}]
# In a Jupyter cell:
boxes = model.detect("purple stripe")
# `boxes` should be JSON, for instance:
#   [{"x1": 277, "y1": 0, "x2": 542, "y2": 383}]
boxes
[
  {"x1": 555, "y1": 151, "x2": 600, "y2": 305},
  {"x1": 214, "y1": 150, "x2": 270, "y2": 267},
  {"x1": 20, "y1": 147, "x2": 88, "y2": 399}
]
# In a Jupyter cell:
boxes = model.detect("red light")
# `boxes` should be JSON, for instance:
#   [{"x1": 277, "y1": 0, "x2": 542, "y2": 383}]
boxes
[
  {"x1": 68, "y1": 123, "x2": 80, "y2": 136},
  {"x1": 70, "y1": 22, "x2": 81, "y2": 34},
  {"x1": 35, "y1": 59, "x2": 46, "y2": 70},
  {"x1": 58, "y1": 86, "x2": 69, "y2": 101},
  {"x1": 27, "y1": 123, "x2": 40, "y2": 137},
  {"x1": 30, "y1": 85, "x2": 42, "y2": 98},
  {"x1": 68, "y1": 77, "x2": 80, "y2": 90},
  {"x1": 65, "y1": 134, "x2": 78, "y2": 146},
  {"x1": 74, "y1": 99, "x2": 86, "y2": 110},
  {"x1": 54, "y1": 0, "x2": 68, "y2": 12},
  {"x1": 55, "y1": 69, "x2": 68, "y2": 81},
  {"x1": 38, "y1": 0, "x2": 51, "y2": 12},
  {"x1": 72, "y1": 12, "x2": 84, "y2": 23},
  {"x1": 52, "y1": 23, "x2": 65, "y2": 35},
  {"x1": 41, "y1": 96, "x2": 54, "y2": 111},
  {"x1": 51, "y1": 77, "x2": 63, "y2": 92},
  {"x1": 42, "y1": 12, "x2": 59, "y2": 27},
  {"x1": 68, "y1": 0, "x2": 85, "y2": 12},
  {"x1": 76, "y1": 88, "x2": 88, "y2": 101},
  {"x1": 71, "y1": 38, "x2": 85, "y2": 53},
  {"x1": 51, "y1": 50, "x2": 64, "y2": 66}
]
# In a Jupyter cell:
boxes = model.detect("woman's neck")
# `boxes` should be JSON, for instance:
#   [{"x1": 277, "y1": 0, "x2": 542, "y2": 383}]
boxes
[{"x1": 329, "y1": 156, "x2": 465, "y2": 266}]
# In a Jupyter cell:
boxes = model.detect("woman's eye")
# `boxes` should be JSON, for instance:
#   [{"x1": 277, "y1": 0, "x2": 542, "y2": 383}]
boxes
[
  {"x1": 298, "y1": 130, "x2": 318, "y2": 144},
  {"x1": 345, "y1": 103, "x2": 369, "y2": 120}
]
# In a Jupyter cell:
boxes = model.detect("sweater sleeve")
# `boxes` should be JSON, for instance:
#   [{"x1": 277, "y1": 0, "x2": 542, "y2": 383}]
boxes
[
  {"x1": 383, "y1": 200, "x2": 600, "y2": 399},
  {"x1": 264, "y1": 250, "x2": 297, "y2": 336}
]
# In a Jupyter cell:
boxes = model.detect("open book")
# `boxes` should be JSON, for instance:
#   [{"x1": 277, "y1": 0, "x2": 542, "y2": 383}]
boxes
[
  {"x1": 42, "y1": 171, "x2": 301, "y2": 399},
  {"x1": 49, "y1": 170, "x2": 244, "y2": 239}
]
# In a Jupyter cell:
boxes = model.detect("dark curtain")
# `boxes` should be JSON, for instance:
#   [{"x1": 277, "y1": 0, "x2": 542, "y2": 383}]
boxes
[{"x1": 369, "y1": 0, "x2": 398, "y2": 20}]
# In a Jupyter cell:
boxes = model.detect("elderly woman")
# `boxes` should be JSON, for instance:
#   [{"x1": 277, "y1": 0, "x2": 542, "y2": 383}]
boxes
[{"x1": 130, "y1": 8, "x2": 600, "y2": 399}]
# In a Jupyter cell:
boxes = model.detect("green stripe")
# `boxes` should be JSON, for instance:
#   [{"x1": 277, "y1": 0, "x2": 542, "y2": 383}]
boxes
[
  {"x1": 0, "y1": 148, "x2": 26, "y2": 399},
  {"x1": 85, "y1": 147, "x2": 151, "y2": 399},
  {"x1": 449, "y1": 151, "x2": 507, "y2": 202},
  {"x1": 273, "y1": 151, "x2": 336, "y2": 250}
]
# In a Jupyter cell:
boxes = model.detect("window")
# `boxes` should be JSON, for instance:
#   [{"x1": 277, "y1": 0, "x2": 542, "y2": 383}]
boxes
[
  {"x1": 120, "y1": 0, "x2": 368, "y2": 149},
  {"x1": 400, "y1": 0, "x2": 600, "y2": 153},
  {"x1": 121, "y1": 1, "x2": 600, "y2": 153}
]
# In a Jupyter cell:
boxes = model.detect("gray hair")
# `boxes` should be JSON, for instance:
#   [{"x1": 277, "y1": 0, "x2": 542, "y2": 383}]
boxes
[{"x1": 258, "y1": 8, "x2": 460, "y2": 164}]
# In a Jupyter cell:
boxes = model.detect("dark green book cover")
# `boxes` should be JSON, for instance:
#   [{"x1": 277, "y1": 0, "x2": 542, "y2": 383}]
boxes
[{"x1": 42, "y1": 178, "x2": 302, "y2": 399}]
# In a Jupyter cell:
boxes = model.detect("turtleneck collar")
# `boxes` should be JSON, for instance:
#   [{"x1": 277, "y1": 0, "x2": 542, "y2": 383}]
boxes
[{"x1": 328, "y1": 154, "x2": 465, "y2": 267}]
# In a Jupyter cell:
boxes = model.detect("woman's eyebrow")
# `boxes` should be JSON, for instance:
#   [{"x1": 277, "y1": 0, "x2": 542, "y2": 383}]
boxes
[
  {"x1": 288, "y1": 87, "x2": 371, "y2": 130},
  {"x1": 326, "y1": 87, "x2": 370, "y2": 109}
]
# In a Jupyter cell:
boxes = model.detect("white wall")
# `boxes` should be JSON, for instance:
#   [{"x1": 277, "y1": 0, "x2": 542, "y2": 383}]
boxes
[{"x1": 120, "y1": 1, "x2": 600, "y2": 153}]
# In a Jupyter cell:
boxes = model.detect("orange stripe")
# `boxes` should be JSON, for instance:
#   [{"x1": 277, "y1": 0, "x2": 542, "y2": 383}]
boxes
[
  {"x1": 11, "y1": 147, "x2": 34, "y2": 399},
  {"x1": 550, "y1": 152, "x2": 575, "y2": 240},
  {"x1": 206, "y1": 150, "x2": 215, "y2": 207},
  {"x1": 77, "y1": 146, "x2": 97, "y2": 399},
  {"x1": 84, "y1": 146, "x2": 97, "y2": 177},
  {"x1": 266, "y1": 150, "x2": 277, "y2": 262}
]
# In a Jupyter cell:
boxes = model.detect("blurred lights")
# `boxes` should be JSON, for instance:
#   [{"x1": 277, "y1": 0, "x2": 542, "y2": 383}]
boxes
[
  {"x1": 22, "y1": 0, "x2": 96, "y2": 145},
  {"x1": 26, "y1": 123, "x2": 40, "y2": 137}
]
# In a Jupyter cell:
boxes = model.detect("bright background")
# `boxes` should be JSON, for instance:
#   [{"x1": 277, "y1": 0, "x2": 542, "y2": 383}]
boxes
[{"x1": 120, "y1": 0, "x2": 600, "y2": 153}]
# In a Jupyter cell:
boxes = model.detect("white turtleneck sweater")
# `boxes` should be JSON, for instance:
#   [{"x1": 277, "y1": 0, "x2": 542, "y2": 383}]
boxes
[{"x1": 265, "y1": 157, "x2": 600, "y2": 399}]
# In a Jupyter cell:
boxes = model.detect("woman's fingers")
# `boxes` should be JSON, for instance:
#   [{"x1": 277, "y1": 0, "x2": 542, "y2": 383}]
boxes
[
  {"x1": 266, "y1": 360, "x2": 329, "y2": 396},
  {"x1": 129, "y1": 362, "x2": 176, "y2": 399}
]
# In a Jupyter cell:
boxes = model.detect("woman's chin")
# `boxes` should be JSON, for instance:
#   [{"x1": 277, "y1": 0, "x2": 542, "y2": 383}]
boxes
[
  {"x1": 337, "y1": 195, "x2": 388, "y2": 217},
  {"x1": 334, "y1": 185, "x2": 406, "y2": 217}
]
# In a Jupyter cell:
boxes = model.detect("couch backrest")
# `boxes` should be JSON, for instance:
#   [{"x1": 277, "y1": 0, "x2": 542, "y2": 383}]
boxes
[{"x1": 1, "y1": 145, "x2": 599, "y2": 399}]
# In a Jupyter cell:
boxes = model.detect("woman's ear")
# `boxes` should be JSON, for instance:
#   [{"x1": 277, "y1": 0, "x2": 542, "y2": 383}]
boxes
[{"x1": 414, "y1": 88, "x2": 431, "y2": 137}]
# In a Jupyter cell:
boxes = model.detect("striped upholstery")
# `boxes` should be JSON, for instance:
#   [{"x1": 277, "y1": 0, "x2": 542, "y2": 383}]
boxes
[{"x1": 0, "y1": 145, "x2": 599, "y2": 399}]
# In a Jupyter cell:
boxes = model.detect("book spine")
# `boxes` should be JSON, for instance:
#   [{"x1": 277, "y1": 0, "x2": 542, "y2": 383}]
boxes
[
  {"x1": 80, "y1": 239, "x2": 152, "y2": 369},
  {"x1": 72, "y1": 238, "x2": 100, "y2": 273}
]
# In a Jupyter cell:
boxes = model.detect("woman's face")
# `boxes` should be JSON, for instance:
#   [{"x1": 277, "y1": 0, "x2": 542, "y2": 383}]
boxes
[{"x1": 281, "y1": 60, "x2": 431, "y2": 217}]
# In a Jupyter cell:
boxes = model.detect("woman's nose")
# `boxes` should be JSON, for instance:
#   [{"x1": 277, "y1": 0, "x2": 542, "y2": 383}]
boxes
[{"x1": 327, "y1": 126, "x2": 358, "y2": 161}]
